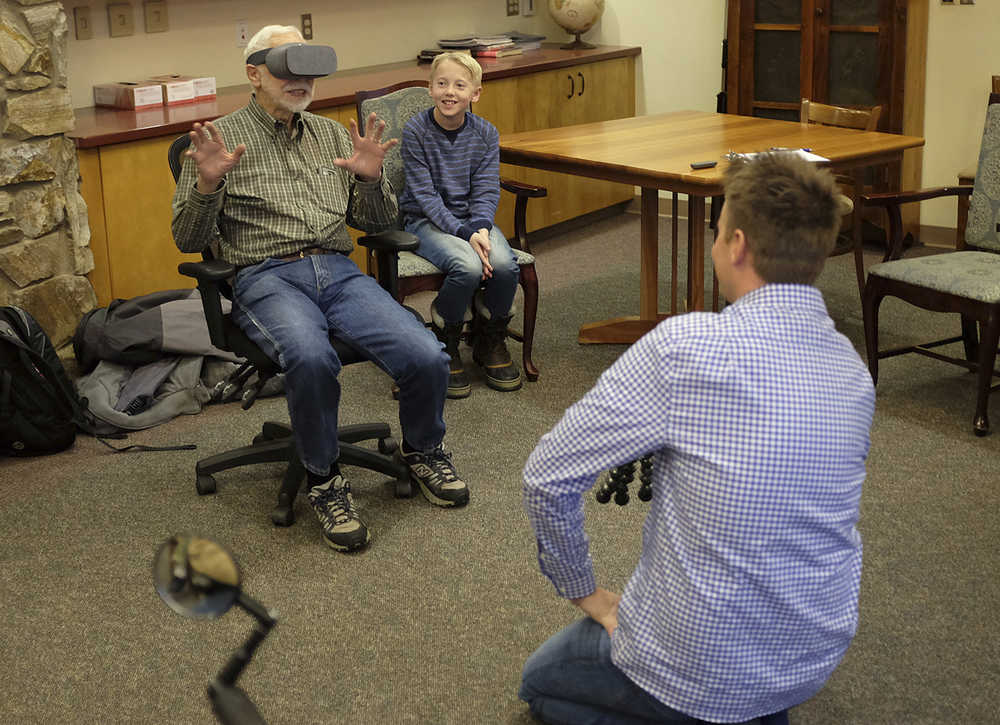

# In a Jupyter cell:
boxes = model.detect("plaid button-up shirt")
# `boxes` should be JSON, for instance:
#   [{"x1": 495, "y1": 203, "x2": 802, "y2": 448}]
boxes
[
  {"x1": 172, "y1": 95, "x2": 398, "y2": 266},
  {"x1": 523, "y1": 284, "x2": 875, "y2": 722}
]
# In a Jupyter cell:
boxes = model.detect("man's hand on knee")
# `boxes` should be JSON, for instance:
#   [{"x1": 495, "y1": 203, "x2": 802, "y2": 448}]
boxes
[{"x1": 572, "y1": 587, "x2": 621, "y2": 636}]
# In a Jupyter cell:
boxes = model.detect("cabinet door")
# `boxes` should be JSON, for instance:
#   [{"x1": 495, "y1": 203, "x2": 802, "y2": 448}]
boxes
[
  {"x1": 733, "y1": 0, "x2": 809, "y2": 121},
  {"x1": 814, "y1": 0, "x2": 906, "y2": 132},
  {"x1": 99, "y1": 136, "x2": 195, "y2": 301}
]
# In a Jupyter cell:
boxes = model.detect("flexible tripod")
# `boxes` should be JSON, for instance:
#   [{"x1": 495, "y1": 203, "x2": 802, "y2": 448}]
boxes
[{"x1": 595, "y1": 455, "x2": 654, "y2": 506}]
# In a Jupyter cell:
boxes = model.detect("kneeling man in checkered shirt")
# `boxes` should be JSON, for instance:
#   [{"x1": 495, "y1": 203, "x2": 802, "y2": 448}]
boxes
[{"x1": 520, "y1": 153, "x2": 875, "y2": 724}]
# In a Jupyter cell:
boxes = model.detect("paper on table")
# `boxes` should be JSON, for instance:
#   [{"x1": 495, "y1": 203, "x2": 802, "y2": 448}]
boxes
[{"x1": 731, "y1": 148, "x2": 830, "y2": 163}]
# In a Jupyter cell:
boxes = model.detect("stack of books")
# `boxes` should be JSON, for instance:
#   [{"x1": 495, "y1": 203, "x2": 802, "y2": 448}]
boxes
[
  {"x1": 423, "y1": 32, "x2": 547, "y2": 62},
  {"x1": 417, "y1": 48, "x2": 471, "y2": 63}
]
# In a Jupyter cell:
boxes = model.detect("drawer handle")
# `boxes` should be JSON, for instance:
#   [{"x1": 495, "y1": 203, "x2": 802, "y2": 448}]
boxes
[
  {"x1": 578, "y1": 72, "x2": 585, "y2": 96},
  {"x1": 567, "y1": 74, "x2": 575, "y2": 99}
]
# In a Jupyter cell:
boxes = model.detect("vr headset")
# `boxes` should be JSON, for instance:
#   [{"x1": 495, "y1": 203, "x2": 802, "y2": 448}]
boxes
[{"x1": 246, "y1": 43, "x2": 337, "y2": 79}]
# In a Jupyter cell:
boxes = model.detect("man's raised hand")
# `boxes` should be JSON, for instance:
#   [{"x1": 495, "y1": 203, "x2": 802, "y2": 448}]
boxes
[
  {"x1": 187, "y1": 121, "x2": 246, "y2": 194},
  {"x1": 332, "y1": 112, "x2": 399, "y2": 182}
]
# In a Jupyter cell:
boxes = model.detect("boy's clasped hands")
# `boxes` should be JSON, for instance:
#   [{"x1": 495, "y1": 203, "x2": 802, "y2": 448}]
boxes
[{"x1": 469, "y1": 228, "x2": 493, "y2": 279}]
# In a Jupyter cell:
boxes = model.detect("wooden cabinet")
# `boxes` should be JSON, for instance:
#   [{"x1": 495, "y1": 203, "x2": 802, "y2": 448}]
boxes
[
  {"x1": 476, "y1": 57, "x2": 637, "y2": 236},
  {"x1": 726, "y1": 0, "x2": 927, "y2": 232},
  {"x1": 727, "y1": 0, "x2": 906, "y2": 129}
]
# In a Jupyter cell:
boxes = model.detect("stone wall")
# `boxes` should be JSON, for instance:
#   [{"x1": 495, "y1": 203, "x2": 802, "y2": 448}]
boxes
[{"x1": 0, "y1": 0, "x2": 95, "y2": 349}]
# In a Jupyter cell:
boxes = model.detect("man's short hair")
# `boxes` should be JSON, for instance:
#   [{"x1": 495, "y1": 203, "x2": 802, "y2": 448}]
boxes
[
  {"x1": 430, "y1": 52, "x2": 483, "y2": 87},
  {"x1": 245, "y1": 25, "x2": 303, "y2": 62},
  {"x1": 723, "y1": 153, "x2": 841, "y2": 285}
]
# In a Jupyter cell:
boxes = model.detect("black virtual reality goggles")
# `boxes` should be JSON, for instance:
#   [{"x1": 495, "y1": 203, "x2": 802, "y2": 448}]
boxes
[{"x1": 246, "y1": 43, "x2": 337, "y2": 79}]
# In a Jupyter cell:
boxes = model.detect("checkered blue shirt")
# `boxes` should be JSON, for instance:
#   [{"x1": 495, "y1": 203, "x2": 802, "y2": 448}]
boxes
[{"x1": 523, "y1": 284, "x2": 875, "y2": 722}]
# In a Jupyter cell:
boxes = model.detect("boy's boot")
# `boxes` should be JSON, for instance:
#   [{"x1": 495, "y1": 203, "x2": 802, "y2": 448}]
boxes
[
  {"x1": 471, "y1": 296, "x2": 522, "y2": 392},
  {"x1": 431, "y1": 302, "x2": 471, "y2": 399}
]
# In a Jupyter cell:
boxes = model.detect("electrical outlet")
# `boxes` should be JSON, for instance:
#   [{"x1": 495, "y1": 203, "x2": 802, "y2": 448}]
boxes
[
  {"x1": 521, "y1": 0, "x2": 536, "y2": 16},
  {"x1": 144, "y1": 1, "x2": 168, "y2": 33},
  {"x1": 507, "y1": 0, "x2": 519, "y2": 17},
  {"x1": 301, "y1": 13, "x2": 313, "y2": 40},
  {"x1": 236, "y1": 19, "x2": 248, "y2": 48},
  {"x1": 73, "y1": 6, "x2": 93, "y2": 40},
  {"x1": 107, "y1": 3, "x2": 135, "y2": 38}
]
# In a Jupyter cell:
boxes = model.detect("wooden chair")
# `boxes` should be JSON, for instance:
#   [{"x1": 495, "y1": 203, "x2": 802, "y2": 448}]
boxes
[
  {"x1": 800, "y1": 99, "x2": 884, "y2": 297},
  {"x1": 355, "y1": 81, "x2": 545, "y2": 381},
  {"x1": 800, "y1": 99, "x2": 881, "y2": 132},
  {"x1": 860, "y1": 99, "x2": 1000, "y2": 436}
]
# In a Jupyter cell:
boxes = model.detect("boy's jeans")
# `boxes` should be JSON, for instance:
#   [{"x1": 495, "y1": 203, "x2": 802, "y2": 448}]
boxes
[
  {"x1": 232, "y1": 253, "x2": 448, "y2": 477},
  {"x1": 404, "y1": 218, "x2": 520, "y2": 325},
  {"x1": 519, "y1": 618, "x2": 692, "y2": 725}
]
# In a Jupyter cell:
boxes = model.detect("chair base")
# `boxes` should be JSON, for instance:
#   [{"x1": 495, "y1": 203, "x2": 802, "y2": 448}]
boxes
[{"x1": 194, "y1": 420, "x2": 413, "y2": 526}]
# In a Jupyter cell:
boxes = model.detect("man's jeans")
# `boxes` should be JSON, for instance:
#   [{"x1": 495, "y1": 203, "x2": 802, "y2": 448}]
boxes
[
  {"x1": 231, "y1": 253, "x2": 449, "y2": 478},
  {"x1": 404, "y1": 218, "x2": 520, "y2": 325},
  {"x1": 519, "y1": 618, "x2": 692, "y2": 725}
]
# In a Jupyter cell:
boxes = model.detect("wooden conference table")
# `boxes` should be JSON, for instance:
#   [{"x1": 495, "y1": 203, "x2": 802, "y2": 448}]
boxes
[{"x1": 499, "y1": 111, "x2": 925, "y2": 344}]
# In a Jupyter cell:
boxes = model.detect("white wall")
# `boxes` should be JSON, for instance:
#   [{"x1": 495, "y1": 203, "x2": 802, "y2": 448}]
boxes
[
  {"x1": 66, "y1": 0, "x2": 556, "y2": 109},
  {"x1": 574, "y1": 0, "x2": 727, "y2": 116},
  {"x1": 921, "y1": 1, "x2": 1000, "y2": 229}
]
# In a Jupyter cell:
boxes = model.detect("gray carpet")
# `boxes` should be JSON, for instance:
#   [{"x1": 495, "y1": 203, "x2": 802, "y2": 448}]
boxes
[{"x1": 1, "y1": 211, "x2": 998, "y2": 724}]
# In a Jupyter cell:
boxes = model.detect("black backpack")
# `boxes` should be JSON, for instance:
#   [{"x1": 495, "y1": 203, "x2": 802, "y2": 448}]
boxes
[{"x1": 0, "y1": 305, "x2": 89, "y2": 456}]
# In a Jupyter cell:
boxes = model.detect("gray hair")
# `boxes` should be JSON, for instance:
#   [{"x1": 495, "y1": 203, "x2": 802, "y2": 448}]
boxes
[{"x1": 245, "y1": 25, "x2": 303, "y2": 62}]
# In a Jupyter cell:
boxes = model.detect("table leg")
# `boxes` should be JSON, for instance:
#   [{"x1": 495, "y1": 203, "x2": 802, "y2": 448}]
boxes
[
  {"x1": 687, "y1": 194, "x2": 706, "y2": 311},
  {"x1": 578, "y1": 186, "x2": 667, "y2": 344},
  {"x1": 852, "y1": 168, "x2": 865, "y2": 300}
]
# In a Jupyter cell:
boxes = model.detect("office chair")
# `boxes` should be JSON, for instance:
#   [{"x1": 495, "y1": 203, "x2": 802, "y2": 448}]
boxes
[
  {"x1": 861, "y1": 96, "x2": 1000, "y2": 435},
  {"x1": 354, "y1": 80, "x2": 545, "y2": 382},
  {"x1": 169, "y1": 134, "x2": 416, "y2": 526}
]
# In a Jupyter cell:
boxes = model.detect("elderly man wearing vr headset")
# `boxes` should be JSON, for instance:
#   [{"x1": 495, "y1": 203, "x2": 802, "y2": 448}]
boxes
[{"x1": 172, "y1": 26, "x2": 468, "y2": 553}]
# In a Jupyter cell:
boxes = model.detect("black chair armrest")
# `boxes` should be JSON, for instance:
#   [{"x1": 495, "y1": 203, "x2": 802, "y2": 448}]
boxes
[
  {"x1": 178, "y1": 259, "x2": 237, "y2": 281},
  {"x1": 500, "y1": 177, "x2": 548, "y2": 253},
  {"x1": 861, "y1": 185, "x2": 973, "y2": 208},
  {"x1": 860, "y1": 185, "x2": 974, "y2": 262},
  {"x1": 178, "y1": 260, "x2": 235, "y2": 349},
  {"x1": 358, "y1": 229, "x2": 419, "y2": 301},
  {"x1": 357, "y1": 229, "x2": 419, "y2": 252}
]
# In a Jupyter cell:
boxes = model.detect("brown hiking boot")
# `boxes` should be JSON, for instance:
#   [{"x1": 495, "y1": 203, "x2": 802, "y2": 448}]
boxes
[
  {"x1": 472, "y1": 314, "x2": 522, "y2": 392},
  {"x1": 433, "y1": 319, "x2": 471, "y2": 399}
]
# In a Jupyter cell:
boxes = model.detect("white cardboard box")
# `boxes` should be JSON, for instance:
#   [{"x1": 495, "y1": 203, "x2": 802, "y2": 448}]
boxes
[
  {"x1": 149, "y1": 74, "x2": 216, "y2": 101},
  {"x1": 93, "y1": 82, "x2": 164, "y2": 110},
  {"x1": 147, "y1": 78, "x2": 196, "y2": 105}
]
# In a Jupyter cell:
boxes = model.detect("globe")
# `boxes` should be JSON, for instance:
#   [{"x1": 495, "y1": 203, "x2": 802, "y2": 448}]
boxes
[{"x1": 548, "y1": 0, "x2": 606, "y2": 49}]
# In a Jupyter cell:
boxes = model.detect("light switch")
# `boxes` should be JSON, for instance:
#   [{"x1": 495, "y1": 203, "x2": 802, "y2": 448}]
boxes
[
  {"x1": 107, "y1": 3, "x2": 135, "y2": 38},
  {"x1": 73, "y1": 6, "x2": 93, "y2": 40},
  {"x1": 144, "y1": 1, "x2": 168, "y2": 33}
]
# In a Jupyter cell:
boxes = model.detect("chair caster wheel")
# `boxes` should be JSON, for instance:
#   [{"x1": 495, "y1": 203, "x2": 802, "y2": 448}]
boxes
[
  {"x1": 379, "y1": 437, "x2": 398, "y2": 455},
  {"x1": 252, "y1": 434, "x2": 266, "y2": 446},
  {"x1": 974, "y1": 416, "x2": 990, "y2": 436},
  {"x1": 271, "y1": 507, "x2": 295, "y2": 527},
  {"x1": 394, "y1": 478, "x2": 413, "y2": 498},
  {"x1": 196, "y1": 474, "x2": 217, "y2": 495}
]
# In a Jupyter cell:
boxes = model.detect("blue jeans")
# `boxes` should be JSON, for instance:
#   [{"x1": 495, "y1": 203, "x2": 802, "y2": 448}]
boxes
[
  {"x1": 404, "y1": 218, "x2": 520, "y2": 325},
  {"x1": 520, "y1": 618, "x2": 692, "y2": 725},
  {"x1": 231, "y1": 253, "x2": 449, "y2": 478}
]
